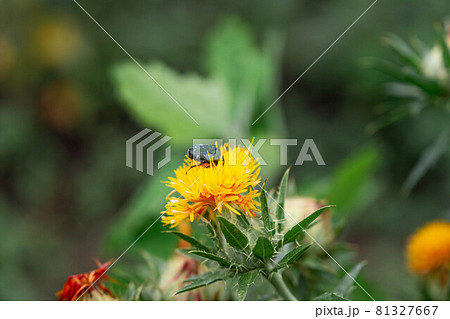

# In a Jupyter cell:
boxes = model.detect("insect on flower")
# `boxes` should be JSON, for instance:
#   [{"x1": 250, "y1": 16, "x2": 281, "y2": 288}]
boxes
[
  {"x1": 186, "y1": 144, "x2": 222, "y2": 171},
  {"x1": 161, "y1": 142, "x2": 261, "y2": 227}
]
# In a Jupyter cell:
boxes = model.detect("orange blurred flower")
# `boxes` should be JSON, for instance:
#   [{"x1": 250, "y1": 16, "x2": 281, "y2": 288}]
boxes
[
  {"x1": 57, "y1": 260, "x2": 116, "y2": 301},
  {"x1": 407, "y1": 221, "x2": 450, "y2": 275}
]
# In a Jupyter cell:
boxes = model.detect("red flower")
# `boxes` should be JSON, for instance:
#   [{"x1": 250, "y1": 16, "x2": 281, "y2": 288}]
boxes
[{"x1": 57, "y1": 260, "x2": 115, "y2": 301}]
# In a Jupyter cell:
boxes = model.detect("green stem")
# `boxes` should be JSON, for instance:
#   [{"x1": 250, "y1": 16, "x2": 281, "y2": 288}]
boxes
[{"x1": 266, "y1": 272, "x2": 298, "y2": 301}]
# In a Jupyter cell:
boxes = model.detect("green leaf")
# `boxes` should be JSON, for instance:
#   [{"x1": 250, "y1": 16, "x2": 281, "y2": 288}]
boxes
[
  {"x1": 199, "y1": 216, "x2": 217, "y2": 240},
  {"x1": 401, "y1": 67, "x2": 443, "y2": 96},
  {"x1": 111, "y1": 62, "x2": 230, "y2": 146},
  {"x1": 206, "y1": 18, "x2": 267, "y2": 131},
  {"x1": 124, "y1": 282, "x2": 145, "y2": 301},
  {"x1": 275, "y1": 168, "x2": 290, "y2": 232},
  {"x1": 236, "y1": 211, "x2": 251, "y2": 230},
  {"x1": 314, "y1": 292, "x2": 349, "y2": 301},
  {"x1": 164, "y1": 231, "x2": 213, "y2": 253},
  {"x1": 252, "y1": 237, "x2": 275, "y2": 261},
  {"x1": 368, "y1": 58, "x2": 442, "y2": 96},
  {"x1": 103, "y1": 160, "x2": 180, "y2": 259},
  {"x1": 302, "y1": 258, "x2": 335, "y2": 274},
  {"x1": 328, "y1": 145, "x2": 379, "y2": 228},
  {"x1": 401, "y1": 129, "x2": 450, "y2": 195},
  {"x1": 188, "y1": 250, "x2": 232, "y2": 268},
  {"x1": 218, "y1": 216, "x2": 249, "y2": 251},
  {"x1": 237, "y1": 270, "x2": 259, "y2": 301},
  {"x1": 278, "y1": 206, "x2": 333, "y2": 248},
  {"x1": 197, "y1": 216, "x2": 220, "y2": 251},
  {"x1": 383, "y1": 34, "x2": 422, "y2": 72},
  {"x1": 273, "y1": 243, "x2": 313, "y2": 271},
  {"x1": 176, "y1": 271, "x2": 225, "y2": 295},
  {"x1": 335, "y1": 261, "x2": 366, "y2": 298},
  {"x1": 365, "y1": 57, "x2": 405, "y2": 79},
  {"x1": 260, "y1": 185, "x2": 275, "y2": 235},
  {"x1": 435, "y1": 22, "x2": 450, "y2": 68}
]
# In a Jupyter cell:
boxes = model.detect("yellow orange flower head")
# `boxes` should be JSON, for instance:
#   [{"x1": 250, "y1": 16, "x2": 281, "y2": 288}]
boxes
[
  {"x1": 161, "y1": 143, "x2": 261, "y2": 227},
  {"x1": 407, "y1": 221, "x2": 450, "y2": 275}
]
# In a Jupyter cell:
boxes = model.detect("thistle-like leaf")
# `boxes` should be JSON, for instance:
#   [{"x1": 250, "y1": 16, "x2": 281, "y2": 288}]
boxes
[
  {"x1": 273, "y1": 242, "x2": 313, "y2": 271},
  {"x1": 275, "y1": 168, "x2": 290, "y2": 232},
  {"x1": 218, "y1": 216, "x2": 249, "y2": 251},
  {"x1": 260, "y1": 184, "x2": 275, "y2": 236},
  {"x1": 278, "y1": 205, "x2": 333, "y2": 248},
  {"x1": 165, "y1": 231, "x2": 213, "y2": 253},
  {"x1": 197, "y1": 217, "x2": 220, "y2": 250},
  {"x1": 252, "y1": 237, "x2": 275, "y2": 261},
  {"x1": 188, "y1": 250, "x2": 233, "y2": 268},
  {"x1": 237, "y1": 270, "x2": 259, "y2": 301},
  {"x1": 176, "y1": 271, "x2": 225, "y2": 295},
  {"x1": 236, "y1": 211, "x2": 251, "y2": 230},
  {"x1": 199, "y1": 216, "x2": 216, "y2": 237}
]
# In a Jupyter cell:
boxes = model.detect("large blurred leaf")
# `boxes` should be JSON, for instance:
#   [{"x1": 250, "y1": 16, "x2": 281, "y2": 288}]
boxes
[
  {"x1": 103, "y1": 159, "x2": 180, "y2": 259},
  {"x1": 328, "y1": 145, "x2": 380, "y2": 226},
  {"x1": 112, "y1": 62, "x2": 231, "y2": 146},
  {"x1": 206, "y1": 18, "x2": 269, "y2": 133}
]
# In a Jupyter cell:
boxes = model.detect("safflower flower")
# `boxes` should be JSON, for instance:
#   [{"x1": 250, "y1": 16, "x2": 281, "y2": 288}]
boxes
[{"x1": 161, "y1": 143, "x2": 261, "y2": 227}]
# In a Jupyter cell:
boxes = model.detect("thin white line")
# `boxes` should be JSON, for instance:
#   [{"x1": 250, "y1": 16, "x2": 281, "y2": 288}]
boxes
[
  {"x1": 263, "y1": 189, "x2": 376, "y2": 301},
  {"x1": 72, "y1": 0, "x2": 200, "y2": 126},
  {"x1": 251, "y1": 0, "x2": 379, "y2": 126},
  {"x1": 76, "y1": 178, "x2": 200, "y2": 300}
]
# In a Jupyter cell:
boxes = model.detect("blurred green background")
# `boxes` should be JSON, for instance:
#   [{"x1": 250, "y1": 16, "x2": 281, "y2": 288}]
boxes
[{"x1": 1, "y1": 0, "x2": 449, "y2": 300}]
